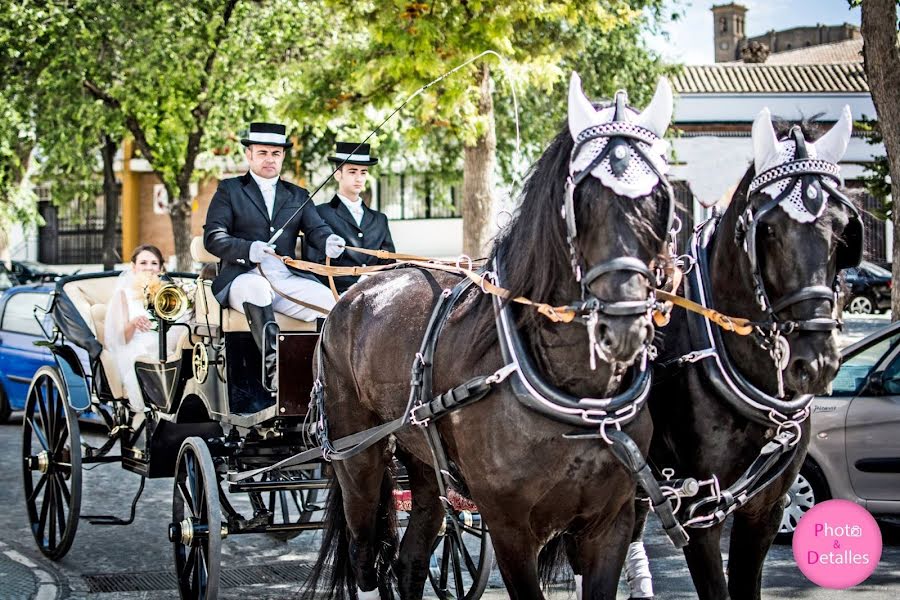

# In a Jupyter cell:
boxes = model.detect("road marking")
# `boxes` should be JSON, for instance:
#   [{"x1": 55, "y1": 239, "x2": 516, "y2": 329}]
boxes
[{"x1": 0, "y1": 542, "x2": 60, "y2": 600}]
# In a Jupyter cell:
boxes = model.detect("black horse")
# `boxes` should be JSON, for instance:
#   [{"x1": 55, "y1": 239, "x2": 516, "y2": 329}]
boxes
[
  {"x1": 302, "y1": 73, "x2": 678, "y2": 600},
  {"x1": 628, "y1": 107, "x2": 862, "y2": 600}
]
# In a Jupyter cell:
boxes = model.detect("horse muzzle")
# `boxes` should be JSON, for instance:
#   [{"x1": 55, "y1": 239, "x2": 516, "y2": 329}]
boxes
[
  {"x1": 784, "y1": 335, "x2": 840, "y2": 395},
  {"x1": 593, "y1": 314, "x2": 654, "y2": 366}
]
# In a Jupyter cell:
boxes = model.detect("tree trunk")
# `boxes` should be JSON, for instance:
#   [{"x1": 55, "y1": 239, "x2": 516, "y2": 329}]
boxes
[
  {"x1": 462, "y1": 63, "x2": 497, "y2": 258},
  {"x1": 861, "y1": 0, "x2": 900, "y2": 321},
  {"x1": 100, "y1": 134, "x2": 120, "y2": 270},
  {"x1": 169, "y1": 191, "x2": 193, "y2": 272}
]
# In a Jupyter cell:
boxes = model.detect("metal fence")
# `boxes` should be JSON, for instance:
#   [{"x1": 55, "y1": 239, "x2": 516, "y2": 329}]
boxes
[
  {"x1": 374, "y1": 175, "x2": 460, "y2": 220},
  {"x1": 37, "y1": 186, "x2": 121, "y2": 265}
]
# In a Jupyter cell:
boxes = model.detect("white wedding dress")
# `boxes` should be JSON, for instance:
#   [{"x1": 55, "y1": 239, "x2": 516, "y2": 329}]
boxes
[{"x1": 103, "y1": 271, "x2": 184, "y2": 412}]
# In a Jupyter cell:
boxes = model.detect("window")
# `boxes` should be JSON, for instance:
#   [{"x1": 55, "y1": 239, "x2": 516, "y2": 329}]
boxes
[
  {"x1": 831, "y1": 332, "x2": 900, "y2": 396},
  {"x1": 881, "y1": 352, "x2": 900, "y2": 395},
  {"x1": 719, "y1": 17, "x2": 728, "y2": 33},
  {"x1": 375, "y1": 174, "x2": 460, "y2": 220},
  {"x1": 1, "y1": 292, "x2": 51, "y2": 337}
]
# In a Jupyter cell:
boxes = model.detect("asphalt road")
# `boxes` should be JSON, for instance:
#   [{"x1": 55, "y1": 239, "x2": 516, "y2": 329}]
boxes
[{"x1": 0, "y1": 314, "x2": 896, "y2": 599}]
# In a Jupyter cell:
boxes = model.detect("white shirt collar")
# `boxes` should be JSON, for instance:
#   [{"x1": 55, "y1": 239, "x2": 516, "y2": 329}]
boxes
[
  {"x1": 337, "y1": 193, "x2": 364, "y2": 213},
  {"x1": 249, "y1": 170, "x2": 279, "y2": 190}
]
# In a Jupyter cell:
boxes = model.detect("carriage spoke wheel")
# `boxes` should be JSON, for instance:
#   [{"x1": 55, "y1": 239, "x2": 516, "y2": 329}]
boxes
[
  {"x1": 260, "y1": 464, "x2": 324, "y2": 542},
  {"x1": 428, "y1": 511, "x2": 493, "y2": 600},
  {"x1": 22, "y1": 366, "x2": 81, "y2": 560},
  {"x1": 170, "y1": 437, "x2": 221, "y2": 600}
]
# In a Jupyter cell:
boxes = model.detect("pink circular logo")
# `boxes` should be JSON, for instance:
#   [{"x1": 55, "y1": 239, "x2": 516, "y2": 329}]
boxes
[{"x1": 792, "y1": 499, "x2": 882, "y2": 588}]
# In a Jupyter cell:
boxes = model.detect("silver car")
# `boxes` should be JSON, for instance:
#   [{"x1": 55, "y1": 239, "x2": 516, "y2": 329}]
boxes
[{"x1": 779, "y1": 320, "x2": 900, "y2": 540}]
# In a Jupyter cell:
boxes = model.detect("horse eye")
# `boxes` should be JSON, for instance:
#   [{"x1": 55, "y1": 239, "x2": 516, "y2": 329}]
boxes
[{"x1": 761, "y1": 223, "x2": 775, "y2": 238}]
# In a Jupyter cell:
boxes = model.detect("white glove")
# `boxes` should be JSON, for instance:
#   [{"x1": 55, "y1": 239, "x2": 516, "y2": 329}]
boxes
[
  {"x1": 249, "y1": 240, "x2": 274, "y2": 263},
  {"x1": 325, "y1": 234, "x2": 346, "y2": 259}
]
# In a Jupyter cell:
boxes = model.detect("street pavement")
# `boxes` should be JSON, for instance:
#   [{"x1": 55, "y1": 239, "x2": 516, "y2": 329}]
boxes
[{"x1": 0, "y1": 314, "x2": 896, "y2": 599}]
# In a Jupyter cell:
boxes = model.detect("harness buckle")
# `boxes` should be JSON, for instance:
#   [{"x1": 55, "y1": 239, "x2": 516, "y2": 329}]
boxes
[
  {"x1": 409, "y1": 403, "x2": 431, "y2": 428},
  {"x1": 486, "y1": 363, "x2": 517, "y2": 385}
]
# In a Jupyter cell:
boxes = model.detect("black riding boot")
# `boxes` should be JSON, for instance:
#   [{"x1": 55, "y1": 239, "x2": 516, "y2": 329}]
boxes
[{"x1": 243, "y1": 302, "x2": 279, "y2": 391}]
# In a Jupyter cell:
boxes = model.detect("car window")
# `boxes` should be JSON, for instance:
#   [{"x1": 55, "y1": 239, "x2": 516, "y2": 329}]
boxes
[
  {"x1": 831, "y1": 332, "x2": 900, "y2": 396},
  {"x1": 860, "y1": 262, "x2": 891, "y2": 277},
  {"x1": 1, "y1": 292, "x2": 51, "y2": 336},
  {"x1": 880, "y1": 350, "x2": 900, "y2": 395}
]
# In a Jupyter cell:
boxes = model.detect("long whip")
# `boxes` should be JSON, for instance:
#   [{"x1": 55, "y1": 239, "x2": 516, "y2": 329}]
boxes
[{"x1": 267, "y1": 50, "x2": 520, "y2": 245}]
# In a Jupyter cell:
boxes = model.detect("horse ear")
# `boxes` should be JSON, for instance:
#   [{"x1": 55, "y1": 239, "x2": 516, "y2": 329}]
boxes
[
  {"x1": 568, "y1": 71, "x2": 601, "y2": 138},
  {"x1": 814, "y1": 105, "x2": 852, "y2": 165},
  {"x1": 752, "y1": 107, "x2": 779, "y2": 174},
  {"x1": 634, "y1": 77, "x2": 673, "y2": 137}
]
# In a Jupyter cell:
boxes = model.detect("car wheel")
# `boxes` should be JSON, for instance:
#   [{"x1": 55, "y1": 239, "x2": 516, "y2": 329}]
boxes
[
  {"x1": 0, "y1": 385, "x2": 10, "y2": 424},
  {"x1": 776, "y1": 460, "x2": 831, "y2": 543},
  {"x1": 847, "y1": 295, "x2": 875, "y2": 314}
]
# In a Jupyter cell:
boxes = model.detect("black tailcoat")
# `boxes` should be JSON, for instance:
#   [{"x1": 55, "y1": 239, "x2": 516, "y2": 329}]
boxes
[
  {"x1": 203, "y1": 172, "x2": 333, "y2": 306},
  {"x1": 304, "y1": 195, "x2": 395, "y2": 293}
]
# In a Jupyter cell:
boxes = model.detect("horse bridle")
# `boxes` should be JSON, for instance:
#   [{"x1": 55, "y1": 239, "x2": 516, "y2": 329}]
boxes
[
  {"x1": 736, "y1": 126, "x2": 864, "y2": 338},
  {"x1": 561, "y1": 91, "x2": 676, "y2": 318}
]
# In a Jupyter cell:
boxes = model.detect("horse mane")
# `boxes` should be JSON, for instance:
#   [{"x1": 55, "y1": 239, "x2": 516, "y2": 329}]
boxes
[{"x1": 491, "y1": 124, "x2": 668, "y2": 305}]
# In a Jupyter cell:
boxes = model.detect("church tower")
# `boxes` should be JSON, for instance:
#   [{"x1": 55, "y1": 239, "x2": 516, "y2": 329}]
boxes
[{"x1": 712, "y1": 3, "x2": 747, "y2": 62}]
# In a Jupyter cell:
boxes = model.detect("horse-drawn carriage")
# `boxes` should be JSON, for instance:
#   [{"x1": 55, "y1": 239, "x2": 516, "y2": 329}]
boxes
[
  {"x1": 20, "y1": 236, "x2": 493, "y2": 599},
  {"x1": 21, "y1": 69, "x2": 864, "y2": 600}
]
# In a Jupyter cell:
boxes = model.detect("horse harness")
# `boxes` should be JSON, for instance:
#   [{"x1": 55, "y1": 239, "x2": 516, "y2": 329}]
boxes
[
  {"x1": 652, "y1": 135, "x2": 864, "y2": 528},
  {"x1": 562, "y1": 91, "x2": 679, "y2": 369}
]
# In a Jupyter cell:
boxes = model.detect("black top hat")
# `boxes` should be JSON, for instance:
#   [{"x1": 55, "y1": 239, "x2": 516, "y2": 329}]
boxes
[
  {"x1": 241, "y1": 122, "x2": 292, "y2": 148},
  {"x1": 327, "y1": 142, "x2": 378, "y2": 166}
]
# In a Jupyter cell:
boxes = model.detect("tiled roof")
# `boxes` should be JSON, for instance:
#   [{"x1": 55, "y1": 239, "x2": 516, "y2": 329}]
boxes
[
  {"x1": 672, "y1": 63, "x2": 868, "y2": 94},
  {"x1": 729, "y1": 38, "x2": 864, "y2": 65}
]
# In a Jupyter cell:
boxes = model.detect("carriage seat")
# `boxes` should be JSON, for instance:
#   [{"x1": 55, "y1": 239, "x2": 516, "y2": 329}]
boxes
[
  {"x1": 190, "y1": 236, "x2": 317, "y2": 334},
  {"x1": 62, "y1": 277, "x2": 193, "y2": 400}
]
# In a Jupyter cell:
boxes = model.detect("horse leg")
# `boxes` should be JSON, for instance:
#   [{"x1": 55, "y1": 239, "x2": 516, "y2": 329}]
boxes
[
  {"x1": 578, "y1": 500, "x2": 635, "y2": 600},
  {"x1": 394, "y1": 452, "x2": 443, "y2": 600},
  {"x1": 489, "y1": 522, "x2": 546, "y2": 600},
  {"x1": 334, "y1": 444, "x2": 398, "y2": 599},
  {"x1": 682, "y1": 525, "x2": 729, "y2": 600},
  {"x1": 725, "y1": 507, "x2": 782, "y2": 600},
  {"x1": 623, "y1": 499, "x2": 653, "y2": 599}
]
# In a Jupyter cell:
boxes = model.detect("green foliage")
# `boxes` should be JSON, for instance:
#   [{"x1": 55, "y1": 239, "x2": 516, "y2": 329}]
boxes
[
  {"x1": 281, "y1": 0, "x2": 669, "y2": 187},
  {"x1": 856, "y1": 116, "x2": 892, "y2": 219}
]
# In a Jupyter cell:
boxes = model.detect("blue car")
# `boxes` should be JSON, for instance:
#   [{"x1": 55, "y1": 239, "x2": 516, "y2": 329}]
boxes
[{"x1": 0, "y1": 284, "x2": 89, "y2": 422}]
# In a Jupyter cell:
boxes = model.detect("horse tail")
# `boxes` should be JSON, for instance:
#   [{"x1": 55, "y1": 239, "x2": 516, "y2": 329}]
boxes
[
  {"x1": 300, "y1": 464, "x2": 399, "y2": 600},
  {"x1": 538, "y1": 533, "x2": 572, "y2": 591},
  {"x1": 301, "y1": 467, "x2": 351, "y2": 600}
]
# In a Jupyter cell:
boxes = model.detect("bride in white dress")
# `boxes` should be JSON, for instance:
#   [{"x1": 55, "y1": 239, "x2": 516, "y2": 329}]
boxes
[{"x1": 103, "y1": 245, "x2": 182, "y2": 413}]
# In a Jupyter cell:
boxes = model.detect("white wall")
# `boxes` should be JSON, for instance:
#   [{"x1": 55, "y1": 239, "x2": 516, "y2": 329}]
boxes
[
  {"x1": 389, "y1": 218, "x2": 463, "y2": 259},
  {"x1": 674, "y1": 93, "x2": 878, "y2": 123}
]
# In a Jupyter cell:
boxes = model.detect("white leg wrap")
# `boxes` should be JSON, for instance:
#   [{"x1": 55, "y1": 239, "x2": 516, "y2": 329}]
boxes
[
  {"x1": 357, "y1": 587, "x2": 380, "y2": 600},
  {"x1": 574, "y1": 574, "x2": 583, "y2": 600},
  {"x1": 624, "y1": 541, "x2": 654, "y2": 598}
]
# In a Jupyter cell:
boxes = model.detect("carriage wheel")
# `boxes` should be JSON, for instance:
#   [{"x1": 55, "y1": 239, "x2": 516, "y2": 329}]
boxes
[
  {"x1": 170, "y1": 437, "x2": 221, "y2": 599},
  {"x1": 22, "y1": 366, "x2": 82, "y2": 560},
  {"x1": 262, "y1": 464, "x2": 324, "y2": 542},
  {"x1": 428, "y1": 511, "x2": 493, "y2": 600}
]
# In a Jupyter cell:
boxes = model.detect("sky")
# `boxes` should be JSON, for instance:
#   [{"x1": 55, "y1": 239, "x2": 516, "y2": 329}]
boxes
[{"x1": 645, "y1": 0, "x2": 862, "y2": 64}]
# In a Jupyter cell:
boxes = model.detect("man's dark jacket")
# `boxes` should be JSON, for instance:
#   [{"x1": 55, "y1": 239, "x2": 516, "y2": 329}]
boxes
[
  {"x1": 203, "y1": 172, "x2": 333, "y2": 306},
  {"x1": 305, "y1": 195, "x2": 395, "y2": 293}
]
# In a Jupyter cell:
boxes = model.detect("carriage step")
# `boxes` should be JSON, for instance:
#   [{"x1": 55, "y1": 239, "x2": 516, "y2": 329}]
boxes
[{"x1": 81, "y1": 476, "x2": 146, "y2": 526}]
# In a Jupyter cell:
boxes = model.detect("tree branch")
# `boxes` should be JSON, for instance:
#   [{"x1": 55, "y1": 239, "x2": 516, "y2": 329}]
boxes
[
  {"x1": 177, "y1": 0, "x2": 238, "y2": 195},
  {"x1": 82, "y1": 78, "x2": 156, "y2": 165}
]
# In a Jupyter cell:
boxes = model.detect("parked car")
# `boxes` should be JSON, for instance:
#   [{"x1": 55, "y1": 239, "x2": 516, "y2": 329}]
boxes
[
  {"x1": 9, "y1": 260, "x2": 65, "y2": 284},
  {"x1": 0, "y1": 284, "x2": 89, "y2": 422},
  {"x1": 843, "y1": 261, "x2": 892, "y2": 314},
  {"x1": 778, "y1": 320, "x2": 900, "y2": 541}
]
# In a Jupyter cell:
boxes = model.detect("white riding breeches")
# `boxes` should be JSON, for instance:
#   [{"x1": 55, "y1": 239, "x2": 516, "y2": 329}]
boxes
[{"x1": 227, "y1": 253, "x2": 335, "y2": 321}]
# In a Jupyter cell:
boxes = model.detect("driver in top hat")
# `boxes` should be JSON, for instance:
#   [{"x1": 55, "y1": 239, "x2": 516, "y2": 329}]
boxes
[
  {"x1": 305, "y1": 141, "x2": 395, "y2": 294},
  {"x1": 203, "y1": 122, "x2": 345, "y2": 390}
]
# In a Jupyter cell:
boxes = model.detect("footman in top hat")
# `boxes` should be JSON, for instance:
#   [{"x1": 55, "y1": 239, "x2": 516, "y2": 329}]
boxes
[
  {"x1": 305, "y1": 141, "x2": 395, "y2": 293},
  {"x1": 203, "y1": 122, "x2": 346, "y2": 389}
]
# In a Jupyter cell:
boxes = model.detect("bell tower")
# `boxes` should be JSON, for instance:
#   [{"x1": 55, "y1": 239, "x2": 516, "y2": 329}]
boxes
[{"x1": 712, "y1": 3, "x2": 747, "y2": 62}]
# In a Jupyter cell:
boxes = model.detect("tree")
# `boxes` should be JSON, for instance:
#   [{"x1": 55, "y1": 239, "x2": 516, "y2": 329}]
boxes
[
  {"x1": 283, "y1": 0, "x2": 667, "y2": 256},
  {"x1": 1, "y1": 1, "x2": 128, "y2": 269},
  {"x1": 73, "y1": 0, "x2": 330, "y2": 270},
  {"x1": 860, "y1": 0, "x2": 900, "y2": 320}
]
